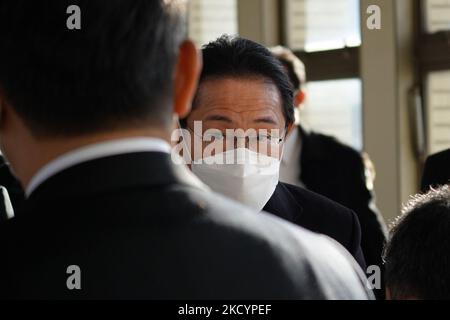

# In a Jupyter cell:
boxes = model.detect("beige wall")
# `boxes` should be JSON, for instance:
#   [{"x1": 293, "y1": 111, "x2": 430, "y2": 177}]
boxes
[
  {"x1": 238, "y1": 0, "x2": 280, "y2": 46},
  {"x1": 361, "y1": 0, "x2": 419, "y2": 224}
]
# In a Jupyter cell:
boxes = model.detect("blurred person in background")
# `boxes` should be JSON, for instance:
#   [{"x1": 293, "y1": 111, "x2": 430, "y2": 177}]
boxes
[
  {"x1": 271, "y1": 46, "x2": 388, "y2": 299},
  {"x1": 421, "y1": 148, "x2": 450, "y2": 192}
]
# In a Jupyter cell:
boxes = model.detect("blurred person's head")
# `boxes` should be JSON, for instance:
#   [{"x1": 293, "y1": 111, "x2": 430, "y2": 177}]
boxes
[
  {"x1": 270, "y1": 46, "x2": 306, "y2": 109},
  {"x1": 383, "y1": 185, "x2": 450, "y2": 300},
  {"x1": 0, "y1": 0, "x2": 201, "y2": 187},
  {"x1": 178, "y1": 35, "x2": 295, "y2": 210}
]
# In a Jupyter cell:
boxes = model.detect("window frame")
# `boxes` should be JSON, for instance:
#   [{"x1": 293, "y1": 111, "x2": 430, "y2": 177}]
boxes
[
  {"x1": 415, "y1": 0, "x2": 450, "y2": 156},
  {"x1": 417, "y1": 0, "x2": 450, "y2": 72},
  {"x1": 279, "y1": 0, "x2": 361, "y2": 81}
]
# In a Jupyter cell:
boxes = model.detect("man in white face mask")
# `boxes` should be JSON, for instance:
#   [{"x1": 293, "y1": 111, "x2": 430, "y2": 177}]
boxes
[
  {"x1": 180, "y1": 35, "x2": 367, "y2": 270},
  {"x1": 191, "y1": 145, "x2": 282, "y2": 211}
]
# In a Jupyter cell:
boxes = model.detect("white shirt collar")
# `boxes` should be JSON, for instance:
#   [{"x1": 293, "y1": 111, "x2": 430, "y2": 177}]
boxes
[
  {"x1": 26, "y1": 137, "x2": 171, "y2": 197},
  {"x1": 282, "y1": 126, "x2": 301, "y2": 165}
]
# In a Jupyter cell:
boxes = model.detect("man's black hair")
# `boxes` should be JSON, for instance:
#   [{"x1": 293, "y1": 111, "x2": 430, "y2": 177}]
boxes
[
  {"x1": 0, "y1": 0, "x2": 186, "y2": 137},
  {"x1": 184, "y1": 35, "x2": 294, "y2": 127},
  {"x1": 383, "y1": 185, "x2": 450, "y2": 299},
  {"x1": 270, "y1": 46, "x2": 306, "y2": 92}
]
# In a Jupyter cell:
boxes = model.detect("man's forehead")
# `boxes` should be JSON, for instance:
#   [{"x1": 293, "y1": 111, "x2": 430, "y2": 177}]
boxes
[
  {"x1": 195, "y1": 107, "x2": 282, "y2": 127},
  {"x1": 195, "y1": 77, "x2": 282, "y2": 111}
]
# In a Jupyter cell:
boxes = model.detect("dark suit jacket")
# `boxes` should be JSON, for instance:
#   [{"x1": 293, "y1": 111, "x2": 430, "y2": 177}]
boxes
[
  {"x1": 298, "y1": 126, "x2": 387, "y2": 298},
  {"x1": 0, "y1": 152, "x2": 371, "y2": 299},
  {"x1": 421, "y1": 149, "x2": 450, "y2": 191},
  {"x1": 264, "y1": 182, "x2": 366, "y2": 270}
]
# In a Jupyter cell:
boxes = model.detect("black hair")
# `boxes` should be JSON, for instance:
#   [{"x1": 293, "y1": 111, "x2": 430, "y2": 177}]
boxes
[
  {"x1": 182, "y1": 35, "x2": 294, "y2": 127},
  {"x1": 0, "y1": 0, "x2": 186, "y2": 137},
  {"x1": 383, "y1": 185, "x2": 450, "y2": 299},
  {"x1": 270, "y1": 46, "x2": 306, "y2": 92}
]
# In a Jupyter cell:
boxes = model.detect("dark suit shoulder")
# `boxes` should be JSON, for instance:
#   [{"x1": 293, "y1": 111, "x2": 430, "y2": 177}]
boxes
[
  {"x1": 187, "y1": 188, "x2": 369, "y2": 299},
  {"x1": 281, "y1": 182, "x2": 356, "y2": 223},
  {"x1": 0, "y1": 182, "x2": 369, "y2": 299},
  {"x1": 301, "y1": 129, "x2": 374, "y2": 203},
  {"x1": 421, "y1": 148, "x2": 450, "y2": 190},
  {"x1": 276, "y1": 183, "x2": 365, "y2": 268},
  {"x1": 428, "y1": 148, "x2": 450, "y2": 163},
  {"x1": 424, "y1": 149, "x2": 450, "y2": 173},
  {"x1": 305, "y1": 131, "x2": 364, "y2": 166},
  {"x1": 0, "y1": 153, "x2": 371, "y2": 299}
]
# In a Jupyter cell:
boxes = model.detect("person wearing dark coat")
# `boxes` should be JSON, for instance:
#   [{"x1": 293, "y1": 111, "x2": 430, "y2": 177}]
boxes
[
  {"x1": 271, "y1": 46, "x2": 387, "y2": 299},
  {"x1": 421, "y1": 148, "x2": 450, "y2": 191},
  {"x1": 264, "y1": 182, "x2": 366, "y2": 269},
  {"x1": 0, "y1": 1, "x2": 372, "y2": 299}
]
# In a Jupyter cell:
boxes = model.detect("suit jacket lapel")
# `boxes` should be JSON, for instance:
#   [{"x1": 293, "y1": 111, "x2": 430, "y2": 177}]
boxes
[{"x1": 263, "y1": 183, "x2": 303, "y2": 223}]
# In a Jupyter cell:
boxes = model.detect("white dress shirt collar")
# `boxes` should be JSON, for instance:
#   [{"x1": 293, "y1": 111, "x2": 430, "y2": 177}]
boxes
[
  {"x1": 280, "y1": 126, "x2": 305, "y2": 188},
  {"x1": 26, "y1": 137, "x2": 171, "y2": 197},
  {"x1": 282, "y1": 126, "x2": 301, "y2": 165}
]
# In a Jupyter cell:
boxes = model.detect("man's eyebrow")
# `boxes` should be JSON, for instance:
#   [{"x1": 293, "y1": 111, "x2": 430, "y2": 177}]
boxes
[
  {"x1": 253, "y1": 116, "x2": 278, "y2": 125},
  {"x1": 204, "y1": 115, "x2": 233, "y2": 123}
]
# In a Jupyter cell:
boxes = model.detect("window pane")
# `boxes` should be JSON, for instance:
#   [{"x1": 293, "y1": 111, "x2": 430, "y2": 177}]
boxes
[
  {"x1": 284, "y1": 0, "x2": 361, "y2": 52},
  {"x1": 425, "y1": 0, "x2": 450, "y2": 33},
  {"x1": 426, "y1": 70, "x2": 450, "y2": 155},
  {"x1": 188, "y1": 0, "x2": 238, "y2": 47},
  {"x1": 300, "y1": 78, "x2": 363, "y2": 150}
]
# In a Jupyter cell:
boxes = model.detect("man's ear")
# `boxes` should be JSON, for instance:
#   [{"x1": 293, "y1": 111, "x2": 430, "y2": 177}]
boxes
[
  {"x1": 294, "y1": 90, "x2": 306, "y2": 108},
  {"x1": 173, "y1": 40, "x2": 202, "y2": 119}
]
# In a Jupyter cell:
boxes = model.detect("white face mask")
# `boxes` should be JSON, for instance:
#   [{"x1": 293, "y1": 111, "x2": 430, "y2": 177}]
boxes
[{"x1": 192, "y1": 148, "x2": 280, "y2": 211}]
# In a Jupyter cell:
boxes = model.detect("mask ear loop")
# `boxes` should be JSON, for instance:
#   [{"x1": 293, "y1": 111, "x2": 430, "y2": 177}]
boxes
[
  {"x1": 272, "y1": 127, "x2": 287, "y2": 161},
  {"x1": 281, "y1": 122, "x2": 292, "y2": 156},
  {"x1": 280, "y1": 128, "x2": 288, "y2": 160}
]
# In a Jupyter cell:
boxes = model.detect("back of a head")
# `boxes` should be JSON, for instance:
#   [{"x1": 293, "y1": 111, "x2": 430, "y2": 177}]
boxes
[
  {"x1": 383, "y1": 185, "x2": 450, "y2": 299},
  {"x1": 0, "y1": 0, "x2": 186, "y2": 137}
]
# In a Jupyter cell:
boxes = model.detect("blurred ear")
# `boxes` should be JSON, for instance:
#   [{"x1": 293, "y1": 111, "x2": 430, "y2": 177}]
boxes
[
  {"x1": 294, "y1": 90, "x2": 306, "y2": 109},
  {"x1": 173, "y1": 40, "x2": 202, "y2": 119}
]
